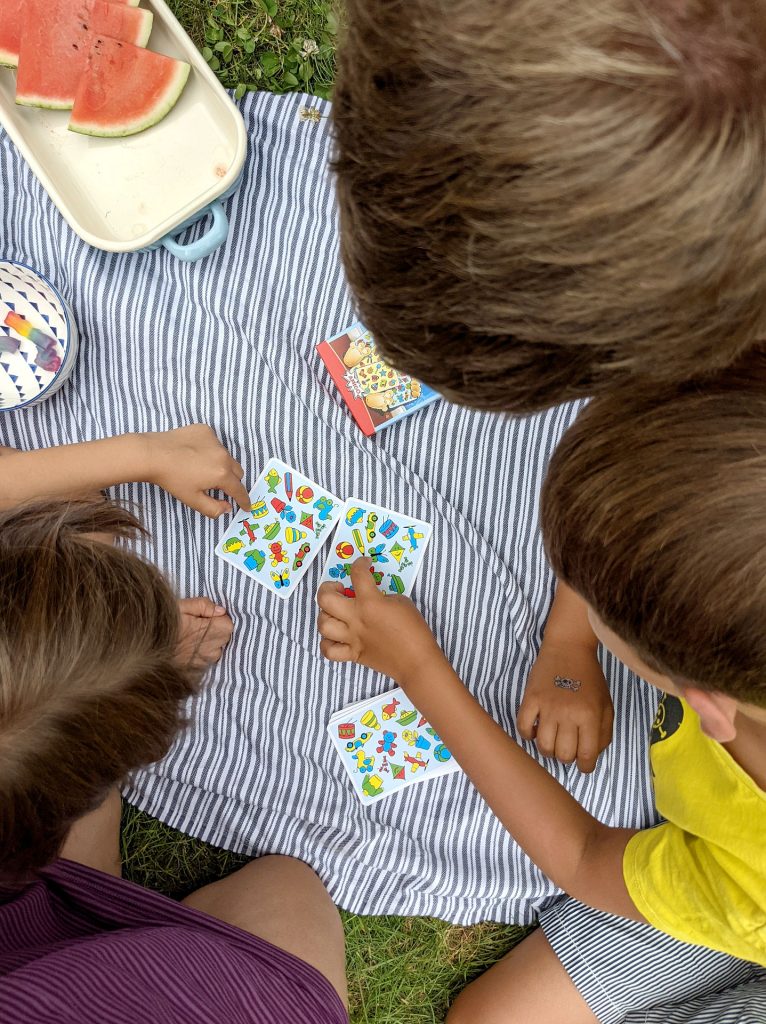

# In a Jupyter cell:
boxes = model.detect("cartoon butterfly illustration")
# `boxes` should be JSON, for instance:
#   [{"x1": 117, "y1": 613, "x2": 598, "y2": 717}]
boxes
[{"x1": 271, "y1": 570, "x2": 290, "y2": 590}]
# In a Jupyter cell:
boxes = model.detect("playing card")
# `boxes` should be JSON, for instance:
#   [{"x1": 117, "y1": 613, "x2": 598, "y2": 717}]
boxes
[
  {"x1": 215, "y1": 459, "x2": 342, "y2": 599},
  {"x1": 319, "y1": 499, "x2": 432, "y2": 597},
  {"x1": 328, "y1": 688, "x2": 461, "y2": 804}
]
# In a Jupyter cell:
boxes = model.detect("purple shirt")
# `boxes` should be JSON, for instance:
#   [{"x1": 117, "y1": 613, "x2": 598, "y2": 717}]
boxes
[{"x1": 0, "y1": 859, "x2": 347, "y2": 1024}]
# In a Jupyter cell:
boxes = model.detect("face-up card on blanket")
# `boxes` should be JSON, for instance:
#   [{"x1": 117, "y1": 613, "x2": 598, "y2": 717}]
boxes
[
  {"x1": 328, "y1": 688, "x2": 461, "y2": 804},
  {"x1": 216, "y1": 458, "x2": 342, "y2": 599},
  {"x1": 318, "y1": 499, "x2": 432, "y2": 597}
]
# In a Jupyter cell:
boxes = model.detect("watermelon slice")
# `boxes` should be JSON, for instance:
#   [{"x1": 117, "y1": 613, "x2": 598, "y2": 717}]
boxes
[
  {"x1": 16, "y1": 0, "x2": 152, "y2": 109},
  {"x1": 69, "y1": 36, "x2": 189, "y2": 137},
  {"x1": 0, "y1": 0, "x2": 139, "y2": 70},
  {"x1": 0, "y1": 0, "x2": 24, "y2": 68}
]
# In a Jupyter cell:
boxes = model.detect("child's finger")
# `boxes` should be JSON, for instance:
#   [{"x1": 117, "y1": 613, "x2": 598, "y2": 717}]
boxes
[
  {"x1": 317, "y1": 581, "x2": 352, "y2": 619},
  {"x1": 223, "y1": 474, "x2": 251, "y2": 512},
  {"x1": 575, "y1": 727, "x2": 599, "y2": 774},
  {"x1": 535, "y1": 719, "x2": 558, "y2": 759},
  {"x1": 320, "y1": 637, "x2": 354, "y2": 662},
  {"x1": 515, "y1": 696, "x2": 540, "y2": 741},
  {"x1": 317, "y1": 611, "x2": 350, "y2": 643},
  {"x1": 349, "y1": 557, "x2": 376, "y2": 594},
  {"x1": 599, "y1": 706, "x2": 615, "y2": 751},
  {"x1": 189, "y1": 492, "x2": 231, "y2": 518},
  {"x1": 554, "y1": 723, "x2": 578, "y2": 765},
  {"x1": 179, "y1": 596, "x2": 226, "y2": 617}
]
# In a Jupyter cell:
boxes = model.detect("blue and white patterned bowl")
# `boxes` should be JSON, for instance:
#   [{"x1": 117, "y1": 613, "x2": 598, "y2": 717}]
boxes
[{"x1": 0, "y1": 261, "x2": 79, "y2": 411}]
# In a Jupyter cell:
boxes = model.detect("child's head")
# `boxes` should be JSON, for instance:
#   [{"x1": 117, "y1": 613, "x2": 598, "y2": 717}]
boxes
[
  {"x1": 333, "y1": 0, "x2": 766, "y2": 413},
  {"x1": 0, "y1": 500, "x2": 197, "y2": 883},
  {"x1": 541, "y1": 349, "x2": 766, "y2": 738}
]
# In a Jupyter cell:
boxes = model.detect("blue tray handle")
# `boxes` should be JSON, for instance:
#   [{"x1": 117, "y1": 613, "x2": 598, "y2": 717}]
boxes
[{"x1": 159, "y1": 200, "x2": 229, "y2": 262}]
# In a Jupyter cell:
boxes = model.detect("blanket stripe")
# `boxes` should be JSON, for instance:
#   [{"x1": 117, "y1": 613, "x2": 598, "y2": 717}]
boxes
[{"x1": 0, "y1": 91, "x2": 660, "y2": 925}]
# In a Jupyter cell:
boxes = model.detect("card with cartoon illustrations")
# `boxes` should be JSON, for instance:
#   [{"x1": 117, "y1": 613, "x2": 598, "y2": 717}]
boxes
[
  {"x1": 317, "y1": 322, "x2": 440, "y2": 437},
  {"x1": 318, "y1": 499, "x2": 432, "y2": 597},
  {"x1": 328, "y1": 688, "x2": 461, "y2": 804},
  {"x1": 215, "y1": 458, "x2": 342, "y2": 600}
]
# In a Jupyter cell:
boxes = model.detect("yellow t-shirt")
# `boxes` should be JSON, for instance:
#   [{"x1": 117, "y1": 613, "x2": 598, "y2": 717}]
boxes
[{"x1": 623, "y1": 694, "x2": 766, "y2": 966}]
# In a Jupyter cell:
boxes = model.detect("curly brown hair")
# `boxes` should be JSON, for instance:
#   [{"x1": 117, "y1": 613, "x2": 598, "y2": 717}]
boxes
[
  {"x1": 0, "y1": 500, "x2": 198, "y2": 883},
  {"x1": 333, "y1": 0, "x2": 766, "y2": 412}
]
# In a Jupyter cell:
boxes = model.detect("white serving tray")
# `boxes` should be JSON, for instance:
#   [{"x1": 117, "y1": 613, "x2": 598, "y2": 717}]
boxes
[{"x1": 0, "y1": 0, "x2": 247, "y2": 252}]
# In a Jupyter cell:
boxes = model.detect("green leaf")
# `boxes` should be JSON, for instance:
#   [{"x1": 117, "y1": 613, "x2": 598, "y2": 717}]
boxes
[
  {"x1": 282, "y1": 71, "x2": 299, "y2": 87},
  {"x1": 236, "y1": 26, "x2": 251, "y2": 41},
  {"x1": 260, "y1": 51, "x2": 280, "y2": 76},
  {"x1": 208, "y1": 55, "x2": 220, "y2": 71},
  {"x1": 318, "y1": 43, "x2": 333, "y2": 59},
  {"x1": 257, "y1": 0, "x2": 277, "y2": 17},
  {"x1": 244, "y1": 39, "x2": 256, "y2": 53},
  {"x1": 299, "y1": 60, "x2": 312, "y2": 83},
  {"x1": 314, "y1": 84, "x2": 332, "y2": 100},
  {"x1": 201, "y1": 45, "x2": 213, "y2": 60},
  {"x1": 325, "y1": 10, "x2": 338, "y2": 34},
  {"x1": 234, "y1": 82, "x2": 246, "y2": 100},
  {"x1": 214, "y1": 40, "x2": 228, "y2": 51}
]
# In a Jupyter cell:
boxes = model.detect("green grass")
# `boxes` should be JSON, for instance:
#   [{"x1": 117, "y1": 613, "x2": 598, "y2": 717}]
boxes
[
  {"x1": 166, "y1": 0, "x2": 339, "y2": 99},
  {"x1": 122, "y1": 804, "x2": 529, "y2": 1023},
  {"x1": 122, "y1": 4, "x2": 529, "y2": 1020}
]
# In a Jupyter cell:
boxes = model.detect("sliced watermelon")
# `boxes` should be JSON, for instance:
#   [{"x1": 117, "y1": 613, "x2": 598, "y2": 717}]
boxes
[
  {"x1": 0, "y1": 0, "x2": 24, "y2": 68},
  {"x1": 69, "y1": 36, "x2": 189, "y2": 137},
  {"x1": 16, "y1": 0, "x2": 152, "y2": 109}
]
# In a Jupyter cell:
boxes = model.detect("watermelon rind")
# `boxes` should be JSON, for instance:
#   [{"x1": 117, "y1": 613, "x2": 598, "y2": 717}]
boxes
[
  {"x1": 133, "y1": 8, "x2": 153, "y2": 47},
  {"x1": 68, "y1": 59, "x2": 190, "y2": 138},
  {"x1": 0, "y1": 51, "x2": 19, "y2": 70}
]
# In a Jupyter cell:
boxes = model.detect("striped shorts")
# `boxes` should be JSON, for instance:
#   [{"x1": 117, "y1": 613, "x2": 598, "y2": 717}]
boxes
[{"x1": 538, "y1": 896, "x2": 766, "y2": 1024}]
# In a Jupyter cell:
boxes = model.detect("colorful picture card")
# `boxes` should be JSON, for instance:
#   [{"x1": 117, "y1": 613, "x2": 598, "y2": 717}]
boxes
[
  {"x1": 328, "y1": 688, "x2": 461, "y2": 804},
  {"x1": 318, "y1": 498, "x2": 432, "y2": 598},
  {"x1": 317, "y1": 322, "x2": 440, "y2": 437},
  {"x1": 215, "y1": 458, "x2": 342, "y2": 600}
]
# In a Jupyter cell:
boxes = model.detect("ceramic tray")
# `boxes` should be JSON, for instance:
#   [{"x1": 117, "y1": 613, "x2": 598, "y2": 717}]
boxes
[{"x1": 0, "y1": 0, "x2": 247, "y2": 254}]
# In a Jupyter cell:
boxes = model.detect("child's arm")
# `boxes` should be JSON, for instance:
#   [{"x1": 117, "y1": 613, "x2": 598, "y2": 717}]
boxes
[
  {"x1": 517, "y1": 581, "x2": 614, "y2": 773},
  {"x1": 0, "y1": 424, "x2": 250, "y2": 517},
  {"x1": 317, "y1": 559, "x2": 643, "y2": 921}
]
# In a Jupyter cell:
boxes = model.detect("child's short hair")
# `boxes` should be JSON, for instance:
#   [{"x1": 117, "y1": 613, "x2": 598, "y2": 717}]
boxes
[
  {"x1": 333, "y1": 0, "x2": 766, "y2": 412},
  {"x1": 541, "y1": 348, "x2": 766, "y2": 707},
  {"x1": 0, "y1": 500, "x2": 197, "y2": 883}
]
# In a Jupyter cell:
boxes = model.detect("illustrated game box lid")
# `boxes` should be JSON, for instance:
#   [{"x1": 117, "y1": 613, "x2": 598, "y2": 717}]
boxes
[{"x1": 317, "y1": 322, "x2": 440, "y2": 437}]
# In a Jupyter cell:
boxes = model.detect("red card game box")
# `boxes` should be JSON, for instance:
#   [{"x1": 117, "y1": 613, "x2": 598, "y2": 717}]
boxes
[{"x1": 317, "y1": 322, "x2": 440, "y2": 437}]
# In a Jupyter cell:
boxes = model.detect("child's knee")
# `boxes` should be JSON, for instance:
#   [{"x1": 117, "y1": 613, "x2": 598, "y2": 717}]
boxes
[{"x1": 445, "y1": 984, "x2": 485, "y2": 1024}]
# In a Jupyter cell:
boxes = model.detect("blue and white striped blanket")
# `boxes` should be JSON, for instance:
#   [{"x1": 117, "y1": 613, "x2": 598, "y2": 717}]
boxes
[{"x1": 0, "y1": 91, "x2": 660, "y2": 925}]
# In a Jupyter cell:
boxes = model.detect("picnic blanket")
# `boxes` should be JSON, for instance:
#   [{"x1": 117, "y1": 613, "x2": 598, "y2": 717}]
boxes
[{"x1": 0, "y1": 91, "x2": 661, "y2": 926}]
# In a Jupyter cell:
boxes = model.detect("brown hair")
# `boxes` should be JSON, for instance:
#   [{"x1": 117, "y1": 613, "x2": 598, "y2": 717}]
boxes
[
  {"x1": 0, "y1": 500, "x2": 198, "y2": 883},
  {"x1": 333, "y1": 0, "x2": 766, "y2": 413},
  {"x1": 541, "y1": 347, "x2": 766, "y2": 706}
]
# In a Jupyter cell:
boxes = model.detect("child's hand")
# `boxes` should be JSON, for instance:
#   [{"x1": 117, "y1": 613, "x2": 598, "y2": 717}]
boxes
[
  {"x1": 516, "y1": 639, "x2": 614, "y2": 773},
  {"x1": 177, "y1": 597, "x2": 233, "y2": 669},
  {"x1": 145, "y1": 425, "x2": 250, "y2": 518},
  {"x1": 317, "y1": 558, "x2": 444, "y2": 683}
]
